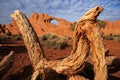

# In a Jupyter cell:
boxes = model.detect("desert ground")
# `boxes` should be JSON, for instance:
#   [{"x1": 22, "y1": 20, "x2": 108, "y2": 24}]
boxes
[{"x1": 0, "y1": 39, "x2": 120, "y2": 80}]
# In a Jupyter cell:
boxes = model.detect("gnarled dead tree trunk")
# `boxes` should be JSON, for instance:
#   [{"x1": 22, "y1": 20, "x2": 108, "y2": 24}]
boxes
[{"x1": 11, "y1": 6, "x2": 107, "y2": 80}]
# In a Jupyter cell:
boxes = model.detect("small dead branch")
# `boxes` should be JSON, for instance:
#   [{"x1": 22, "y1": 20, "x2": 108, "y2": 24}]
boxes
[{"x1": 0, "y1": 51, "x2": 14, "y2": 77}]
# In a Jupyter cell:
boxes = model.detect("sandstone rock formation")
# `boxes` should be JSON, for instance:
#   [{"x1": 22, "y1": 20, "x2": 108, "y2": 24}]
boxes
[
  {"x1": 101, "y1": 20, "x2": 120, "y2": 36},
  {"x1": 2, "y1": 13, "x2": 73, "y2": 36},
  {"x1": 3, "y1": 12, "x2": 120, "y2": 37},
  {"x1": 6, "y1": 20, "x2": 20, "y2": 35},
  {"x1": 29, "y1": 13, "x2": 72, "y2": 36}
]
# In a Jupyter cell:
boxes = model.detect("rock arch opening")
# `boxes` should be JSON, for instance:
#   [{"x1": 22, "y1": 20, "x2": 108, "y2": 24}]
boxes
[{"x1": 51, "y1": 20, "x2": 59, "y2": 26}]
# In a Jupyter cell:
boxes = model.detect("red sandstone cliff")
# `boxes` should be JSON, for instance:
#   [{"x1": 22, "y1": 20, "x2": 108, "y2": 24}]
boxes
[
  {"x1": 101, "y1": 20, "x2": 120, "y2": 36},
  {"x1": 2, "y1": 12, "x2": 120, "y2": 37},
  {"x1": 6, "y1": 20, "x2": 20, "y2": 35},
  {"x1": 29, "y1": 13, "x2": 72, "y2": 36}
]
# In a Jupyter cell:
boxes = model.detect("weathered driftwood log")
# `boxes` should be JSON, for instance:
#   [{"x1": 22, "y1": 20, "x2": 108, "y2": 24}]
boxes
[
  {"x1": 11, "y1": 6, "x2": 107, "y2": 80},
  {"x1": 0, "y1": 51, "x2": 14, "y2": 77},
  {"x1": 77, "y1": 6, "x2": 107, "y2": 80}
]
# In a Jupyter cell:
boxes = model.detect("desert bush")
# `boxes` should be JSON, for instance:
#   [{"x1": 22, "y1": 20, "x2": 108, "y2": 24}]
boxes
[
  {"x1": 0, "y1": 34, "x2": 22, "y2": 43},
  {"x1": 113, "y1": 35, "x2": 120, "y2": 43},
  {"x1": 41, "y1": 33, "x2": 58, "y2": 41},
  {"x1": 103, "y1": 33, "x2": 114, "y2": 40},
  {"x1": 115, "y1": 38, "x2": 120, "y2": 43},
  {"x1": 70, "y1": 22, "x2": 77, "y2": 31},
  {"x1": 0, "y1": 35, "x2": 7, "y2": 42},
  {"x1": 39, "y1": 33, "x2": 73, "y2": 49},
  {"x1": 103, "y1": 34, "x2": 120, "y2": 42},
  {"x1": 56, "y1": 37, "x2": 68, "y2": 49},
  {"x1": 61, "y1": 36, "x2": 73, "y2": 46},
  {"x1": 11, "y1": 34, "x2": 22, "y2": 40}
]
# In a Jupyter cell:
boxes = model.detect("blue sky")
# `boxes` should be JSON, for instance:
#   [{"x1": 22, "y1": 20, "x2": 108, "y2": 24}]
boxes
[{"x1": 0, "y1": 0, "x2": 120, "y2": 24}]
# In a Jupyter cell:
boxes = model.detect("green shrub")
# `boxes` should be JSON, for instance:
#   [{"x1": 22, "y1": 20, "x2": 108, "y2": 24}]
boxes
[
  {"x1": 60, "y1": 36, "x2": 73, "y2": 46},
  {"x1": 54, "y1": 37, "x2": 68, "y2": 49},
  {"x1": 113, "y1": 35, "x2": 120, "y2": 43},
  {"x1": 103, "y1": 33, "x2": 113, "y2": 40},
  {"x1": 39, "y1": 33, "x2": 73, "y2": 49},
  {"x1": 0, "y1": 34, "x2": 22, "y2": 43},
  {"x1": 41, "y1": 33, "x2": 58, "y2": 41},
  {"x1": 11, "y1": 34, "x2": 22, "y2": 40},
  {"x1": 103, "y1": 34, "x2": 120, "y2": 42}
]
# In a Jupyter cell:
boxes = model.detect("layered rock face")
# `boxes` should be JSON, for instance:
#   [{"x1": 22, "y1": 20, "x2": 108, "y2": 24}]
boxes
[
  {"x1": 2, "y1": 12, "x2": 120, "y2": 36},
  {"x1": 102, "y1": 20, "x2": 120, "y2": 36},
  {"x1": 6, "y1": 21, "x2": 20, "y2": 35},
  {"x1": 29, "y1": 13, "x2": 72, "y2": 36}
]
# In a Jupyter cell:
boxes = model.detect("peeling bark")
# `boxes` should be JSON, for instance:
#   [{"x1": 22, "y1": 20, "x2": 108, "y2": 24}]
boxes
[{"x1": 11, "y1": 6, "x2": 107, "y2": 80}]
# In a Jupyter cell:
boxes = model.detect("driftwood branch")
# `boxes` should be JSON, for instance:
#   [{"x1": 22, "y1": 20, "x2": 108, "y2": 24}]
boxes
[
  {"x1": 11, "y1": 10, "x2": 44, "y2": 67},
  {"x1": 0, "y1": 51, "x2": 14, "y2": 77},
  {"x1": 11, "y1": 6, "x2": 107, "y2": 80}
]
